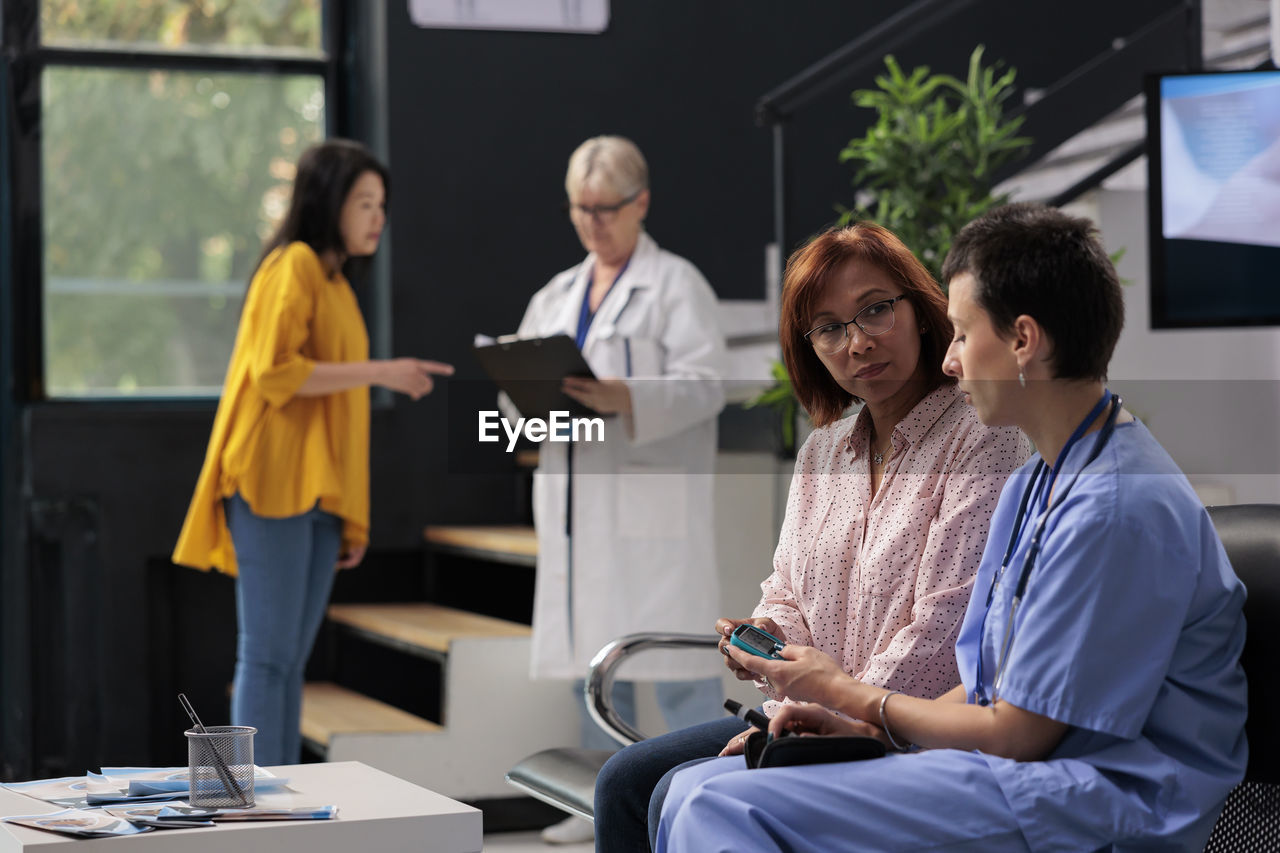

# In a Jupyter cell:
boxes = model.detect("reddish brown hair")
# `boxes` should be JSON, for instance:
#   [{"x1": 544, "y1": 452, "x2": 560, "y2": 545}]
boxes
[{"x1": 780, "y1": 223, "x2": 954, "y2": 427}]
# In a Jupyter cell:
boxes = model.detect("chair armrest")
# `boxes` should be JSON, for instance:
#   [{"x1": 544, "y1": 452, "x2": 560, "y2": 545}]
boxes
[{"x1": 584, "y1": 632, "x2": 721, "y2": 747}]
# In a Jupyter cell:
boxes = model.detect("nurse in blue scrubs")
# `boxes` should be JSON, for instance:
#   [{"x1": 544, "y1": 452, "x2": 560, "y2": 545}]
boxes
[{"x1": 656, "y1": 202, "x2": 1248, "y2": 852}]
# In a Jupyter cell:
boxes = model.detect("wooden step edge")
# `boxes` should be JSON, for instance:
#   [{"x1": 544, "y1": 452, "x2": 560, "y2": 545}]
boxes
[
  {"x1": 327, "y1": 602, "x2": 531, "y2": 659},
  {"x1": 300, "y1": 682, "x2": 441, "y2": 751},
  {"x1": 423, "y1": 524, "x2": 537, "y2": 567}
]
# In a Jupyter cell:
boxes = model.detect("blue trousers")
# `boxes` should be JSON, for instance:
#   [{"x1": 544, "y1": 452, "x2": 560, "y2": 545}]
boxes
[
  {"x1": 657, "y1": 750, "x2": 1031, "y2": 852},
  {"x1": 224, "y1": 494, "x2": 340, "y2": 766},
  {"x1": 595, "y1": 715, "x2": 747, "y2": 852}
]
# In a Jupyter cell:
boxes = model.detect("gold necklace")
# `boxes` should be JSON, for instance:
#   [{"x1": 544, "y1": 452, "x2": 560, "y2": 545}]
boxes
[{"x1": 871, "y1": 435, "x2": 893, "y2": 466}]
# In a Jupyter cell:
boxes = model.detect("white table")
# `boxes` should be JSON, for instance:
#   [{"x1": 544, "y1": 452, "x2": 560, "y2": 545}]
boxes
[{"x1": 0, "y1": 761, "x2": 482, "y2": 852}]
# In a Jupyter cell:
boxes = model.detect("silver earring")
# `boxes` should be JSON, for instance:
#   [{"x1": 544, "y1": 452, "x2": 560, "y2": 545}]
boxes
[{"x1": 1018, "y1": 369, "x2": 1026, "y2": 388}]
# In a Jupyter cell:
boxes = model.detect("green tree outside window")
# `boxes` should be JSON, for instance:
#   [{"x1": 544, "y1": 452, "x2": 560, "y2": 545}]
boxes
[{"x1": 39, "y1": 0, "x2": 325, "y2": 396}]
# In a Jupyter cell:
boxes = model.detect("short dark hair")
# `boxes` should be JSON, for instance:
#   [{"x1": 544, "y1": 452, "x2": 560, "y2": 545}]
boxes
[
  {"x1": 941, "y1": 203, "x2": 1123, "y2": 381},
  {"x1": 255, "y1": 138, "x2": 390, "y2": 280},
  {"x1": 780, "y1": 223, "x2": 954, "y2": 428}
]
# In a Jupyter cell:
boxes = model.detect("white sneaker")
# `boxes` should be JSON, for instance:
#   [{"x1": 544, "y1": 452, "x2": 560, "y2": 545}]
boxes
[{"x1": 540, "y1": 814, "x2": 595, "y2": 845}]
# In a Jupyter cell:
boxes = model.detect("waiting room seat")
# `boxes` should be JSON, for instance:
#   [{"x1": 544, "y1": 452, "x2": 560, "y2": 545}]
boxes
[
  {"x1": 1203, "y1": 504, "x2": 1280, "y2": 852},
  {"x1": 505, "y1": 504, "x2": 1280, "y2": 841},
  {"x1": 504, "y1": 632, "x2": 718, "y2": 820}
]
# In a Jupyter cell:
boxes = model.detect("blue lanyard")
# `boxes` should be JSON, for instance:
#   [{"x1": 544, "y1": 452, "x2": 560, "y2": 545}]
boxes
[
  {"x1": 574, "y1": 258, "x2": 630, "y2": 350},
  {"x1": 994, "y1": 389, "x2": 1113, "y2": 575},
  {"x1": 974, "y1": 390, "x2": 1122, "y2": 706}
]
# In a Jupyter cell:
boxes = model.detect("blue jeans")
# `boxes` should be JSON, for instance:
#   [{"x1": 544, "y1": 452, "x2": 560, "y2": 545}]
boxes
[
  {"x1": 224, "y1": 493, "x2": 340, "y2": 766},
  {"x1": 594, "y1": 715, "x2": 748, "y2": 852},
  {"x1": 578, "y1": 677, "x2": 726, "y2": 752}
]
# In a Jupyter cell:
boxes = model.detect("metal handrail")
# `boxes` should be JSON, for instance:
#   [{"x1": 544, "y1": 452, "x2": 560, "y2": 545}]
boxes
[
  {"x1": 754, "y1": 0, "x2": 978, "y2": 125},
  {"x1": 584, "y1": 632, "x2": 720, "y2": 747},
  {"x1": 1049, "y1": 56, "x2": 1273, "y2": 208},
  {"x1": 992, "y1": 1, "x2": 1200, "y2": 188},
  {"x1": 1048, "y1": 140, "x2": 1146, "y2": 208},
  {"x1": 1009, "y1": 4, "x2": 1196, "y2": 123},
  {"x1": 751, "y1": 0, "x2": 1200, "y2": 258}
]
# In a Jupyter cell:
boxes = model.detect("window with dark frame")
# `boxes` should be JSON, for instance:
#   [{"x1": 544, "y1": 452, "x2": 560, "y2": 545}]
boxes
[{"x1": 15, "y1": 0, "x2": 342, "y2": 398}]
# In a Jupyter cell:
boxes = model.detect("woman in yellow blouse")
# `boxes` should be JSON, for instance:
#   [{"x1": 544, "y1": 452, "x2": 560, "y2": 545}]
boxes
[{"x1": 173, "y1": 139, "x2": 453, "y2": 764}]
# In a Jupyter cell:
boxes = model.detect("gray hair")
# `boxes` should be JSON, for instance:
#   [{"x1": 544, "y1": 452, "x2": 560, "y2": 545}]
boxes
[{"x1": 564, "y1": 135, "x2": 649, "y2": 199}]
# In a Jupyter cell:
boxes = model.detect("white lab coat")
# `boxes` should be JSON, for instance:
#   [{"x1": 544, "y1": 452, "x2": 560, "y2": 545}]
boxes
[{"x1": 511, "y1": 231, "x2": 726, "y2": 680}]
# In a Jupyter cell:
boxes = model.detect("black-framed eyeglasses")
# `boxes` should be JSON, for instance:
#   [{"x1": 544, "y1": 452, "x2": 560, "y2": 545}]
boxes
[
  {"x1": 803, "y1": 295, "x2": 907, "y2": 354},
  {"x1": 565, "y1": 190, "x2": 641, "y2": 223}
]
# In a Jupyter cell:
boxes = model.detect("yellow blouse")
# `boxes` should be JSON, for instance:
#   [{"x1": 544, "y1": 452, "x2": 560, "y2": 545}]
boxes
[{"x1": 172, "y1": 241, "x2": 371, "y2": 576}]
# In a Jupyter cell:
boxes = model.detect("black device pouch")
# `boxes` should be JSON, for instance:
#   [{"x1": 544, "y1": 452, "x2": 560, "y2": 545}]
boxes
[{"x1": 743, "y1": 731, "x2": 886, "y2": 769}]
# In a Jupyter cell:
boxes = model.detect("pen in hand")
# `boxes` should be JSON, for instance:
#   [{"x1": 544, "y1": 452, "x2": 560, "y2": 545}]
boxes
[{"x1": 724, "y1": 699, "x2": 778, "y2": 744}]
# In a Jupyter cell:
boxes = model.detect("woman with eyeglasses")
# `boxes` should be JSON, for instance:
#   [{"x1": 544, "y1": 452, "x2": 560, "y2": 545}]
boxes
[
  {"x1": 594, "y1": 222, "x2": 1030, "y2": 851},
  {"x1": 658, "y1": 204, "x2": 1247, "y2": 852},
  {"x1": 506, "y1": 135, "x2": 730, "y2": 845}
]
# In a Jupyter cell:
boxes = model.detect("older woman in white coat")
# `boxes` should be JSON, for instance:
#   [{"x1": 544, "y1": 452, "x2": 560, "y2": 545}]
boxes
[{"x1": 512, "y1": 136, "x2": 727, "y2": 844}]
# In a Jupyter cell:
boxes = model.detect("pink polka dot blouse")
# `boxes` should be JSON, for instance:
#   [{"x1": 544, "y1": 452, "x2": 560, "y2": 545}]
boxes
[{"x1": 756, "y1": 383, "x2": 1031, "y2": 713}]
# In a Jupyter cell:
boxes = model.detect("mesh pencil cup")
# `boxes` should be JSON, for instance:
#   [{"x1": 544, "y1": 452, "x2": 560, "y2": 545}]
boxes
[{"x1": 185, "y1": 725, "x2": 256, "y2": 807}]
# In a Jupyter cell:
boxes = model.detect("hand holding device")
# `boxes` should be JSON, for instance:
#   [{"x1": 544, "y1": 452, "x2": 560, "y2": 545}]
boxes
[
  {"x1": 716, "y1": 617, "x2": 785, "y2": 682},
  {"x1": 730, "y1": 623, "x2": 785, "y2": 659},
  {"x1": 727, "y1": 643, "x2": 855, "y2": 709}
]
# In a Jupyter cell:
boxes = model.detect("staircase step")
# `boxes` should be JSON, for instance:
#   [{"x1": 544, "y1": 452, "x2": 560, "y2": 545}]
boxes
[
  {"x1": 424, "y1": 524, "x2": 537, "y2": 567},
  {"x1": 997, "y1": 0, "x2": 1274, "y2": 206},
  {"x1": 308, "y1": 630, "x2": 579, "y2": 800},
  {"x1": 300, "y1": 681, "x2": 441, "y2": 751},
  {"x1": 327, "y1": 602, "x2": 531, "y2": 660},
  {"x1": 1038, "y1": 106, "x2": 1144, "y2": 166},
  {"x1": 1208, "y1": 41, "x2": 1273, "y2": 69}
]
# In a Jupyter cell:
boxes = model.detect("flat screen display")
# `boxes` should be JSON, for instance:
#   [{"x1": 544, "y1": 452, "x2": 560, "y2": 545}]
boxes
[{"x1": 1146, "y1": 69, "x2": 1280, "y2": 328}]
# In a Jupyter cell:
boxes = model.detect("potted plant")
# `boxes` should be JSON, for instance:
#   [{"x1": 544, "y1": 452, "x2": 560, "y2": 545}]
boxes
[{"x1": 748, "y1": 45, "x2": 1031, "y2": 453}]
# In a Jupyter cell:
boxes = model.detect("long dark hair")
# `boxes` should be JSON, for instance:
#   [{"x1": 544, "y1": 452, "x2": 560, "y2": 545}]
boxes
[{"x1": 253, "y1": 138, "x2": 390, "y2": 284}]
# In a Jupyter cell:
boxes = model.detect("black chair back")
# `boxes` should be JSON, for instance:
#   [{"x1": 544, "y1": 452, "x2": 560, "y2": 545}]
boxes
[{"x1": 1203, "y1": 504, "x2": 1280, "y2": 852}]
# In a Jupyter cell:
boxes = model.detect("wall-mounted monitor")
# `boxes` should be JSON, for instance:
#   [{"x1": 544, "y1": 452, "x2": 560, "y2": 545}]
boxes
[{"x1": 1145, "y1": 68, "x2": 1280, "y2": 329}]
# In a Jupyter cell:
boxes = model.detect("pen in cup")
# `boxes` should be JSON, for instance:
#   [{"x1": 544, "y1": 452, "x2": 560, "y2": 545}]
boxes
[{"x1": 178, "y1": 693, "x2": 248, "y2": 806}]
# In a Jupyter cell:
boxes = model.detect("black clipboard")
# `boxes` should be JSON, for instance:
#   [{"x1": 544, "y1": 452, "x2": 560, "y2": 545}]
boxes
[{"x1": 473, "y1": 334, "x2": 598, "y2": 421}]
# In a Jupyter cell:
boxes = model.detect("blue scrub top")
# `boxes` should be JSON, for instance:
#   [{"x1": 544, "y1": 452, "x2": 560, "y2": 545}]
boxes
[{"x1": 955, "y1": 419, "x2": 1248, "y2": 850}]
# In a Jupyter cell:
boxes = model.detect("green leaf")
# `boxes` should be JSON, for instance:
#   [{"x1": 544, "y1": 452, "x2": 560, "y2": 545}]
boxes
[{"x1": 830, "y1": 44, "x2": 1033, "y2": 290}]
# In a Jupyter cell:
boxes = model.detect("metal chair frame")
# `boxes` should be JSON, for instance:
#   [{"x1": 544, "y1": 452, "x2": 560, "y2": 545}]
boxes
[{"x1": 505, "y1": 632, "x2": 718, "y2": 821}]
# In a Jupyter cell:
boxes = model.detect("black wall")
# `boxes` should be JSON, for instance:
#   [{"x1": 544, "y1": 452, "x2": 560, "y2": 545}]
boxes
[
  {"x1": 8, "y1": 0, "x2": 1191, "y2": 776},
  {"x1": 381, "y1": 0, "x2": 890, "y2": 525}
]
